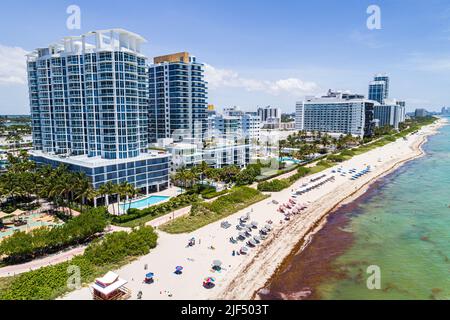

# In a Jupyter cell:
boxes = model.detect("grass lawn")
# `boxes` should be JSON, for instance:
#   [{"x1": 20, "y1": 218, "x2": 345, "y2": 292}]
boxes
[{"x1": 159, "y1": 187, "x2": 270, "y2": 234}]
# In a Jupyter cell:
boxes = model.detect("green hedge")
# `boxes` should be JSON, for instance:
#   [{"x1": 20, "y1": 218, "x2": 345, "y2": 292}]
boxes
[
  {"x1": 159, "y1": 187, "x2": 269, "y2": 234},
  {"x1": 257, "y1": 167, "x2": 311, "y2": 192},
  {"x1": 112, "y1": 193, "x2": 200, "y2": 225},
  {"x1": 0, "y1": 226, "x2": 158, "y2": 300},
  {"x1": 0, "y1": 207, "x2": 108, "y2": 263},
  {"x1": 340, "y1": 149, "x2": 355, "y2": 157},
  {"x1": 257, "y1": 179, "x2": 290, "y2": 192},
  {"x1": 202, "y1": 189, "x2": 229, "y2": 199},
  {"x1": 327, "y1": 154, "x2": 346, "y2": 163}
]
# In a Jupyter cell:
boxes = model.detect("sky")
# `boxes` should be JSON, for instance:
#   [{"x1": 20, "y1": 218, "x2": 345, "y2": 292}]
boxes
[{"x1": 0, "y1": 0, "x2": 449, "y2": 115}]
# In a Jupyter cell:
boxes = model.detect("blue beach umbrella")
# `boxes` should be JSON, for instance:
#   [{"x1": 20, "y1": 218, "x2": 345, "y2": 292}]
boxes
[{"x1": 175, "y1": 266, "x2": 184, "y2": 274}]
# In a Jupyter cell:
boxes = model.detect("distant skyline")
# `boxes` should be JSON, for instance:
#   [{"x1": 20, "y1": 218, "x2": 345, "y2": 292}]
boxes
[{"x1": 1, "y1": 0, "x2": 450, "y2": 114}]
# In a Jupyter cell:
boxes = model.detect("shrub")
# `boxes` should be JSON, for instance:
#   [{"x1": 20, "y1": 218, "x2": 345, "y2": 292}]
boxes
[
  {"x1": 257, "y1": 179, "x2": 290, "y2": 192},
  {"x1": 201, "y1": 189, "x2": 229, "y2": 199},
  {"x1": 186, "y1": 184, "x2": 216, "y2": 195},
  {"x1": 316, "y1": 160, "x2": 332, "y2": 167},
  {"x1": 233, "y1": 163, "x2": 262, "y2": 186},
  {"x1": 257, "y1": 166, "x2": 311, "y2": 192},
  {"x1": 327, "y1": 154, "x2": 346, "y2": 163},
  {"x1": 340, "y1": 149, "x2": 355, "y2": 157}
]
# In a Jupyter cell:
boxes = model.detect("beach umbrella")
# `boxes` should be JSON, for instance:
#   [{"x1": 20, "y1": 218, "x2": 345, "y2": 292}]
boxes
[
  {"x1": 145, "y1": 272, "x2": 154, "y2": 279},
  {"x1": 251, "y1": 221, "x2": 258, "y2": 228},
  {"x1": 204, "y1": 277, "x2": 215, "y2": 283},
  {"x1": 203, "y1": 277, "x2": 216, "y2": 288},
  {"x1": 238, "y1": 231, "x2": 247, "y2": 238},
  {"x1": 175, "y1": 266, "x2": 183, "y2": 272},
  {"x1": 254, "y1": 235, "x2": 261, "y2": 242},
  {"x1": 248, "y1": 239, "x2": 257, "y2": 246},
  {"x1": 246, "y1": 227, "x2": 253, "y2": 232},
  {"x1": 265, "y1": 224, "x2": 272, "y2": 231},
  {"x1": 240, "y1": 246, "x2": 248, "y2": 253},
  {"x1": 212, "y1": 260, "x2": 222, "y2": 267}
]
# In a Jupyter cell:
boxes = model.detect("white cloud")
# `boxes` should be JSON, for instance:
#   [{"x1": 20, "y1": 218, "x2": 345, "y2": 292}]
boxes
[
  {"x1": 0, "y1": 45, "x2": 29, "y2": 85},
  {"x1": 204, "y1": 64, "x2": 319, "y2": 97},
  {"x1": 407, "y1": 54, "x2": 450, "y2": 72}
]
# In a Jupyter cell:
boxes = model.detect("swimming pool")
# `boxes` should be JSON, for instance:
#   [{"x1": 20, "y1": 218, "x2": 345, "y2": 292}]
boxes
[
  {"x1": 119, "y1": 195, "x2": 170, "y2": 213},
  {"x1": 280, "y1": 157, "x2": 303, "y2": 164}
]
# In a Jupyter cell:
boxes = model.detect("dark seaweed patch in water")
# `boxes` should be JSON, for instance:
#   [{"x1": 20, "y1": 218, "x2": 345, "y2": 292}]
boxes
[{"x1": 259, "y1": 172, "x2": 402, "y2": 300}]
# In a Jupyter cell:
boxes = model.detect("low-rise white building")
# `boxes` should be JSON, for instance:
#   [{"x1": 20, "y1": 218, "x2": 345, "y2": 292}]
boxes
[
  {"x1": 202, "y1": 141, "x2": 251, "y2": 169},
  {"x1": 165, "y1": 142, "x2": 203, "y2": 172}
]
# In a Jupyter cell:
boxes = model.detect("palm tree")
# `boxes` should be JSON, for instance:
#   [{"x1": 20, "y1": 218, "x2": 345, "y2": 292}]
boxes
[
  {"x1": 117, "y1": 181, "x2": 133, "y2": 215},
  {"x1": 99, "y1": 181, "x2": 118, "y2": 214},
  {"x1": 126, "y1": 184, "x2": 138, "y2": 212},
  {"x1": 278, "y1": 139, "x2": 287, "y2": 160},
  {"x1": 73, "y1": 172, "x2": 92, "y2": 213},
  {"x1": 197, "y1": 161, "x2": 209, "y2": 184},
  {"x1": 205, "y1": 167, "x2": 219, "y2": 184},
  {"x1": 98, "y1": 181, "x2": 117, "y2": 214},
  {"x1": 175, "y1": 168, "x2": 190, "y2": 189}
]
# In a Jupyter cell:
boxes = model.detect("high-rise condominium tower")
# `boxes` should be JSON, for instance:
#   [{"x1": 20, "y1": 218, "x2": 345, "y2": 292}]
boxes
[
  {"x1": 27, "y1": 29, "x2": 170, "y2": 199},
  {"x1": 148, "y1": 52, "x2": 208, "y2": 142},
  {"x1": 368, "y1": 73, "x2": 389, "y2": 104}
]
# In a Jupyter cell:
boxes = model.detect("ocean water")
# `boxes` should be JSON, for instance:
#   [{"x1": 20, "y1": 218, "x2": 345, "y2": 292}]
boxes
[{"x1": 260, "y1": 120, "x2": 450, "y2": 300}]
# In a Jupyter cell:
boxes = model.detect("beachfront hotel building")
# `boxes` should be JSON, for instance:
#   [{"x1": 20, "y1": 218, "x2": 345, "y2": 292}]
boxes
[
  {"x1": 148, "y1": 52, "x2": 208, "y2": 143},
  {"x1": 27, "y1": 29, "x2": 170, "y2": 205},
  {"x1": 368, "y1": 73, "x2": 390, "y2": 104},
  {"x1": 295, "y1": 90, "x2": 376, "y2": 137},
  {"x1": 373, "y1": 100, "x2": 406, "y2": 130},
  {"x1": 367, "y1": 74, "x2": 406, "y2": 130}
]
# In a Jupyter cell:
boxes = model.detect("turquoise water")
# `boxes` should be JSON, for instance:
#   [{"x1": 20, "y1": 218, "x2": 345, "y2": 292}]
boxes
[
  {"x1": 0, "y1": 160, "x2": 7, "y2": 169},
  {"x1": 317, "y1": 121, "x2": 450, "y2": 299},
  {"x1": 280, "y1": 157, "x2": 303, "y2": 164},
  {"x1": 261, "y1": 119, "x2": 450, "y2": 300},
  {"x1": 119, "y1": 195, "x2": 170, "y2": 212}
]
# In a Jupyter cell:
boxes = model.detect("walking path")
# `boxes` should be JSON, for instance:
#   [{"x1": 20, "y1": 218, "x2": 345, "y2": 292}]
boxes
[{"x1": 0, "y1": 245, "x2": 86, "y2": 277}]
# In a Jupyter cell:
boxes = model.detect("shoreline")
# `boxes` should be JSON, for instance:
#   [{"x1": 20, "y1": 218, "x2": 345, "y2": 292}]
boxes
[
  {"x1": 256, "y1": 126, "x2": 432, "y2": 300},
  {"x1": 213, "y1": 118, "x2": 446, "y2": 300}
]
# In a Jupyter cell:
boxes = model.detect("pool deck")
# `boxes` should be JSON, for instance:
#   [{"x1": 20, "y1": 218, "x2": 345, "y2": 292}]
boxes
[{"x1": 108, "y1": 186, "x2": 182, "y2": 215}]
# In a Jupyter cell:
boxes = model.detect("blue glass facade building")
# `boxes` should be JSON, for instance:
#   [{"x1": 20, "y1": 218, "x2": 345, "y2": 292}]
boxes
[
  {"x1": 27, "y1": 29, "x2": 170, "y2": 197},
  {"x1": 368, "y1": 74, "x2": 389, "y2": 104}
]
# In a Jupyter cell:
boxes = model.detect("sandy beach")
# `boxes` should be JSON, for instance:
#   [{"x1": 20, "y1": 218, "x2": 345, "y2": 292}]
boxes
[{"x1": 61, "y1": 118, "x2": 446, "y2": 300}]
